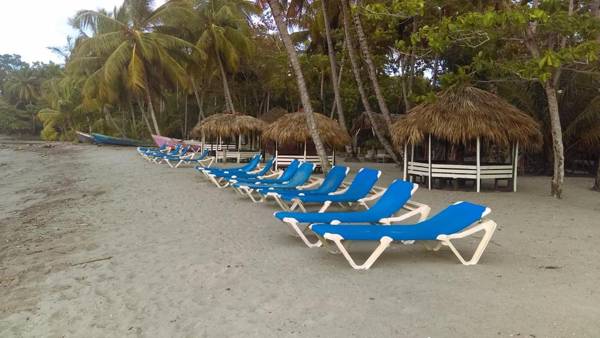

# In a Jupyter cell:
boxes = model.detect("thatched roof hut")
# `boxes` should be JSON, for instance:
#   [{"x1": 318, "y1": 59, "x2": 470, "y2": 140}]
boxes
[
  {"x1": 191, "y1": 112, "x2": 267, "y2": 138},
  {"x1": 391, "y1": 86, "x2": 542, "y2": 151},
  {"x1": 260, "y1": 107, "x2": 288, "y2": 123},
  {"x1": 262, "y1": 112, "x2": 351, "y2": 148}
]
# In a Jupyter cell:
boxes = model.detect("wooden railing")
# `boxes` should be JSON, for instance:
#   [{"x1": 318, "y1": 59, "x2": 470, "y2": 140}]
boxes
[{"x1": 275, "y1": 155, "x2": 335, "y2": 170}]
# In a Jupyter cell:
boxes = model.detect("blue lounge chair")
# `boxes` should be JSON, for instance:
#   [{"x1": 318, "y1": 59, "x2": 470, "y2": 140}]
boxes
[
  {"x1": 273, "y1": 180, "x2": 430, "y2": 247},
  {"x1": 207, "y1": 158, "x2": 278, "y2": 188},
  {"x1": 199, "y1": 154, "x2": 261, "y2": 175},
  {"x1": 230, "y1": 159, "x2": 300, "y2": 186},
  {"x1": 161, "y1": 149, "x2": 213, "y2": 168},
  {"x1": 236, "y1": 162, "x2": 316, "y2": 202},
  {"x1": 142, "y1": 144, "x2": 181, "y2": 161},
  {"x1": 154, "y1": 145, "x2": 191, "y2": 163},
  {"x1": 278, "y1": 167, "x2": 382, "y2": 213},
  {"x1": 262, "y1": 165, "x2": 350, "y2": 210},
  {"x1": 310, "y1": 201, "x2": 497, "y2": 270},
  {"x1": 137, "y1": 144, "x2": 167, "y2": 156}
]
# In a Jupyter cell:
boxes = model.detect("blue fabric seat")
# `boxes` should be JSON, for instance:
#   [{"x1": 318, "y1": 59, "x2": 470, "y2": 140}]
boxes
[
  {"x1": 308, "y1": 201, "x2": 497, "y2": 270},
  {"x1": 274, "y1": 179, "x2": 415, "y2": 224},
  {"x1": 231, "y1": 160, "x2": 300, "y2": 186},
  {"x1": 214, "y1": 158, "x2": 275, "y2": 180},
  {"x1": 264, "y1": 165, "x2": 349, "y2": 198},
  {"x1": 242, "y1": 162, "x2": 315, "y2": 191},
  {"x1": 198, "y1": 154, "x2": 261, "y2": 173}
]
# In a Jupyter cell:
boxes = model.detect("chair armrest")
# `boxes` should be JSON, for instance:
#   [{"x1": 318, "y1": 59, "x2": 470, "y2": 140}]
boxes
[{"x1": 378, "y1": 200, "x2": 431, "y2": 224}]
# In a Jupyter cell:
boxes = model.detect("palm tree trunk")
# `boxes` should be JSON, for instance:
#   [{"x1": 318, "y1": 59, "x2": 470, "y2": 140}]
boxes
[
  {"x1": 321, "y1": 0, "x2": 352, "y2": 155},
  {"x1": 268, "y1": 0, "x2": 330, "y2": 172},
  {"x1": 142, "y1": 80, "x2": 161, "y2": 135},
  {"x1": 137, "y1": 98, "x2": 154, "y2": 136},
  {"x1": 341, "y1": 0, "x2": 400, "y2": 164},
  {"x1": 216, "y1": 52, "x2": 235, "y2": 112},
  {"x1": 351, "y1": 0, "x2": 393, "y2": 126},
  {"x1": 543, "y1": 81, "x2": 565, "y2": 198}
]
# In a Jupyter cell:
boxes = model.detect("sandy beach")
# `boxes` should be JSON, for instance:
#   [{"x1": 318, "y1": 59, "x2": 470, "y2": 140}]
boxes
[{"x1": 1, "y1": 142, "x2": 599, "y2": 337}]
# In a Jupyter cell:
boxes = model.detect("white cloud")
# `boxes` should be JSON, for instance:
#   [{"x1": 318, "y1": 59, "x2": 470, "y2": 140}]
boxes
[{"x1": 0, "y1": 0, "x2": 166, "y2": 64}]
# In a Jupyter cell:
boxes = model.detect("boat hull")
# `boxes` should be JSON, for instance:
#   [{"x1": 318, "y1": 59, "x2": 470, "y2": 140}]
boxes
[
  {"x1": 76, "y1": 131, "x2": 94, "y2": 144},
  {"x1": 91, "y1": 133, "x2": 142, "y2": 147}
]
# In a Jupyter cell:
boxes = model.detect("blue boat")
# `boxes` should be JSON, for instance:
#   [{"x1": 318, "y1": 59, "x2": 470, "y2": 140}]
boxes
[{"x1": 91, "y1": 133, "x2": 143, "y2": 147}]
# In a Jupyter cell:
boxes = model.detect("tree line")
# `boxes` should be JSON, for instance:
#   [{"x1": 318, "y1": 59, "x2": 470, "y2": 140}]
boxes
[{"x1": 0, "y1": 0, "x2": 598, "y2": 196}]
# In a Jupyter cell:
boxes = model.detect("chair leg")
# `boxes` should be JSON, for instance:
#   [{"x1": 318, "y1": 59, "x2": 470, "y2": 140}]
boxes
[
  {"x1": 323, "y1": 234, "x2": 393, "y2": 270},
  {"x1": 437, "y1": 220, "x2": 497, "y2": 265},
  {"x1": 282, "y1": 218, "x2": 322, "y2": 248}
]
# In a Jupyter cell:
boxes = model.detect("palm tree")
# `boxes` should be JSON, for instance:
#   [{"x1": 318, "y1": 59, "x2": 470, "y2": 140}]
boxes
[
  {"x1": 4, "y1": 68, "x2": 39, "y2": 132},
  {"x1": 339, "y1": 0, "x2": 399, "y2": 164},
  {"x1": 319, "y1": 0, "x2": 352, "y2": 155},
  {"x1": 350, "y1": 0, "x2": 394, "y2": 126},
  {"x1": 193, "y1": 0, "x2": 257, "y2": 113},
  {"x1": 70, "y1": 0, "x2": 203, "y2": 135},
  {"x1": 266, "y1": 0, "x2": 330, "y2": 171}
]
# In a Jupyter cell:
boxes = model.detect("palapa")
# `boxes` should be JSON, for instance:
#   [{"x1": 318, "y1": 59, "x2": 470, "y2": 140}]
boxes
[
  {"x1": 391, "y1": 86, "x2": 542, "y2": 151},
  {"x1": 262, "y1": 112, "x2": 351, "y2": 148},
  {"x1": 191, "y1": 112, "x2": 267, "y2": 138}
]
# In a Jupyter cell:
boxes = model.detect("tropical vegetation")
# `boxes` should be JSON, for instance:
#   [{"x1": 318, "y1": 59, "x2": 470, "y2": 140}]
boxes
[{"x1": 0, "y1": 0, "x2": 598, "y2": 196}]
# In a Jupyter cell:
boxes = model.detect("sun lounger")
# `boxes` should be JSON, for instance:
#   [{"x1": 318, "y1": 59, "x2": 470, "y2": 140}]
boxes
[
  {"x1": 160, "y1": 149, "x2": 213, "y2": 168},
  {"x1": 141, "y1": 144, "x2": 181, "y2": 161},
  {"x1": 260, "y1": 166, "x2": 350, "y2": 210},
  {"x1": 310, "y1": 201, "x2": 497, "y2": 269},
  {"x1": 274, "y1": 167, "x2": 382, "y2": 213},
  {"x1": 206, "y1": 158, "x2": 278, "y2": 188},
  {"x1": 273, "y1": 179, "x2": 430, "y2": 247},
  {"x1": 198, "y1": 154, "x2": 261, "y2": 175},
  {"x1": 236, "y1": 162, "x2": 316, "y2": 202}
]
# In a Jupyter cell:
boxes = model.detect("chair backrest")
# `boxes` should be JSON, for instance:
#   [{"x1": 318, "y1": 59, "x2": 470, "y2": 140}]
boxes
[
  {"x1": 242, "y1": 154, "x2": 262, "y2": 171},
  {"x1": 285, "y1": 162, "x2": 315, "y2": 185},
  {"x1": 198, "y1": 149, "x2": 210, "y2": 159},
  {"x1": 256, "y1": 158, "x2": 275, "y2": 176},
  {"x1": 168, "y1": 144, "x2": 182, "y2": 155},
  {"x1": 313, "y1": 166, "x2": 349, "y2": 194},
  {"x1": 367, "y1": 180, "x2": 416, "y2": 217},
  {"x1": 180, "y1": 145, "x2": 191, "y2": 155},
  {"x1": 413, "y1": 201, "x2": 488, "y2": 238},
  {"x1": 336, "y1": 167, "x2": 381, "y2": 199},
  {"x1": 278, "y1": 159, "x2": 301, "y2": 181}
]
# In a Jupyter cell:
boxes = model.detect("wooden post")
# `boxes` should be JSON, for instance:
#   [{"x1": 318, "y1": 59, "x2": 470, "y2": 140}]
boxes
[
  {"x1": 476, "y1": 137, "x2": 481, "y2": 192},
  {"x1": 275, "y1": 141, "x2": 279, "y2": 170},
  {"x1": 237, "y1": 134, "x2": 242, "y2": 163},
  {"x1": 513, "y1": 141, "x2": 519, "y2": 192},
  {"x1": 303, "y1": 140, "x2": 307, "y2": 162},
  {"x1": 403, "y1": 143, "x2": 408, "y2": 180},
  {"x1": 428, "y1": 134, "x2": 432, "y2": 190},
  {"x1": 410, "y1": 143, "x2": 415, "y2": 183}
]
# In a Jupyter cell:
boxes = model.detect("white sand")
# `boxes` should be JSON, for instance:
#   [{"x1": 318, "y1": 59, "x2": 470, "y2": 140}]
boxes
[{"x1": 1, "y1": 143, "x2": 599, "y2": 337}]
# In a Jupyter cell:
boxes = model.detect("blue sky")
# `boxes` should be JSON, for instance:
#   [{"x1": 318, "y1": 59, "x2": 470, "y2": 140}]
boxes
[{"x1": 0, "y1": 0, "x2": 165, "y2": 64}]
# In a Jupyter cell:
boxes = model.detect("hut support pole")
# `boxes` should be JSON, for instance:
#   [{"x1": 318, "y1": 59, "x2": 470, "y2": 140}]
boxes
[
  {"x1": 410, "y1": 143, "x2": 414, "y2": 183},
  {"x1": 476, "y1": 137, "x2": 481, "y2": 193},
  {"x1": 513, "y1": 141, "x2": 519, "y2": 192},
  {"x1": 403, "y1": 143, "x2": 408, "y2": 180},
  {"x1": 237, "y1": 134, "x2": 242, "y2": 163},
  {"x1": 428, "y1": 134, "x2": 432, "y2": 190},
  {"x1": 275, "y1": 141, "x2": 279, "y2": 170},
  {"x1": 303, "y1": 140, "x2": 307, "y2": 161}
]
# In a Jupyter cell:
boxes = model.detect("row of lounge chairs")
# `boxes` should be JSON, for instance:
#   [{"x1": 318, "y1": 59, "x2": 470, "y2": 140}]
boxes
[
  {"x1": 188, "y1": 153, "x2": 498, "y2": 270},
  {"x1": 137, "y1": 144, "x2": 214, "y2": 168}
]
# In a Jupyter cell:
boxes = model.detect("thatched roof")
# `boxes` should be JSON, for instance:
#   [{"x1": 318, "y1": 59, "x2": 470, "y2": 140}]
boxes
[
  {"x1": 350, "y1": 112, "x2": 403, "y2": 135},
  {"x1": 191, "y1": 112, "x2": 267, "y2": 138},
  {"x1": 391, "y1": 86, "x2": 542, "y2": 150},
  {"x1": 262, "y1": 112, "x2": 351, "y2": 148},
  {"x1": 259, "y1": 106, "x2": 288, "y2": 123}
]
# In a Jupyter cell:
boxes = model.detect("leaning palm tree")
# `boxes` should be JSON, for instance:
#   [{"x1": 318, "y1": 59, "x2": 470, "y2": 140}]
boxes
[
  {"x1": 264, "y1": 0, "x2": 330, "y2": 171},
  {"x1": 69, "y1": 0, "x2": 204, "y2": 135},
  {"x1": 193, "y1": 0, "x2": 258, "y2": 113},
  {"x1": 339, "y1": 0, "x2": 399, "y2": 164}
]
